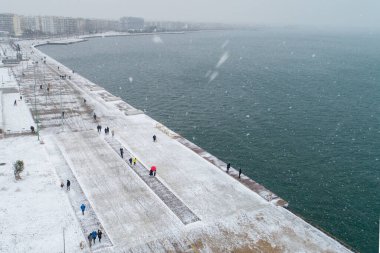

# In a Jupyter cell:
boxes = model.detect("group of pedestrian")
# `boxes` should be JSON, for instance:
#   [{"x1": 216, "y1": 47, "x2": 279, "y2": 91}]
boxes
[
  {"x1": 149, "y1": 166, "x2": 157, "y2": 176},
  {"x1": 104, "y1": 127, "x2": 110, "y2": 135},
  {"x1": 128, "y1": 157, "x2": 137, "y2": 166},
  {"x1": 62, "y1": 178, "x2": 106, "y2": 250},
  {"x1": 226, "y1": 163, "x2": 243, "y2": 179},
  {"x1": 97, "y1": 125, "x2": 102, "y2": 133},
  {"x1": 60, "y1": 179, "x2": 71, "y2": 190},
  {"x1": 88, "y1": 229, "x2": 102, "y2": 247}
]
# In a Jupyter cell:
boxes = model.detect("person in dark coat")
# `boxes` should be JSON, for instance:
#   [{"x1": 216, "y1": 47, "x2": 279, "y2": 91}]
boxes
[
  {"x1": 14, "y1": 100, "x2": 17, "y2": 106},
  {"x1": 88, "y1": 233, "x2": 92, "y2": 247},
  {"x1": 60, "y1": 182, "x2": 64, "y2": 189},
  {"x1": 91, "y1": 231, "x2": 97, "y2": 244},
  {"x1": 93, "y1": 113, "x2": 97, "y2": 121},
  {"x1": 129, "y1": 158, "x2": 132, "y2": 165},
  {"x1": 239, "y1": 168, "x2": 242, "y2": 179},
  {"x1": 226, "y1": 163, "x2": 231, "y2": 173},
  {"x1": 153, "y1": 135, "x2": 157, "y2": 142},
  {"x1": 66, "y1": 180, "x2": 71, "y2": 191},
  {"x1": 80, "y1": 204, "x2": 86, "y2": 215},
  {"x1": 97, "y1": 229, "x2": 102, "y2": 242},
  {"x1": 120, "y1": 148, "x2": 124, "y2": 158}
]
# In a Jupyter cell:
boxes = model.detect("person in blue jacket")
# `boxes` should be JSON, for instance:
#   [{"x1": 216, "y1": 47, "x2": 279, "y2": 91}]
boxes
[
  {"x1": 80, "y1": 204, "x2": 86, "y2": 215},
  {"x1": 91, "y1": 230, "x2": 97, "y2": 244}
]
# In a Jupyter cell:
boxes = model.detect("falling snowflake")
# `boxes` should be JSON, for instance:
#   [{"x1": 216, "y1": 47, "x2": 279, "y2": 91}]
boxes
[
  {"x1": 208, "y1": 71, "x2": 219, "y2": 83},
  {"x1": 221, "y1": 40, "x2": 229, "y2": 49},
  {"x1": 215, "y1": 51, "x2": 230, "y2": 68},
  {"x1": 153, "y1": 35, "x2": 163, "y2": 44}
]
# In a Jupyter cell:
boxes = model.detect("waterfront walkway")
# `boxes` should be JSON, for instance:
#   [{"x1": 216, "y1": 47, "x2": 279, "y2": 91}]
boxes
[{"x1": 0, "y1": 39, "x2": 353, "y2": 252}]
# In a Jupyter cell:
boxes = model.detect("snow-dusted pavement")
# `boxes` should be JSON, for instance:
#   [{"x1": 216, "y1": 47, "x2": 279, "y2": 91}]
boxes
[
  {"x1": 0, "y1": 136, "x2": 86, "y2": 253},
  {"x1": 0, "y1": 67, "x2": 35, "y2": 135},
  {"x1": 0, "y1": 40, "x2": 353, "y2": 252}
]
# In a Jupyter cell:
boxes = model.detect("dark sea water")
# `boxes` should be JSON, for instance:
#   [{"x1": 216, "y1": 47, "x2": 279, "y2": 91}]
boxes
[{"x1": 40, "y1": 29, "x2": 380, "y2": 252}]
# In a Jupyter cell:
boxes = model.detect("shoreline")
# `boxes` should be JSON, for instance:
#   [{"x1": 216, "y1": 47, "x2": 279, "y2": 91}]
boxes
[
  {"x1": 32, "y1": 39, "x2": 357, "y2": 251},
  {"x1": 0, "y1": 38, "x2": 353, "y2": 252},
  {"x1": 32, "y1": 39, "x2": 288, "y2": 207}
]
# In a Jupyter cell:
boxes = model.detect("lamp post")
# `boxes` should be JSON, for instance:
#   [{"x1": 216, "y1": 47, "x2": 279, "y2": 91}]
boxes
[
  {"x1": 58, "y1": 75, "x2": 64, "y2": 131},
  {"x1": 33, "y1": 61, "x2": 40, "y2": 141}
]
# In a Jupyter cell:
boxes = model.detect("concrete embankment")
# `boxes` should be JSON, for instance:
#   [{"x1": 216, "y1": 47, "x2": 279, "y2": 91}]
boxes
[{"x1": 0, "y1": 39, "x2": 353, "y2": 252}]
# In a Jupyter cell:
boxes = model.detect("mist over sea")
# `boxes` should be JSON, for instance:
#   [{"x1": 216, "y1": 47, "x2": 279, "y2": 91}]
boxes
[{"x1": 40, "y1": 29, "x2": 380, "y2": 252}]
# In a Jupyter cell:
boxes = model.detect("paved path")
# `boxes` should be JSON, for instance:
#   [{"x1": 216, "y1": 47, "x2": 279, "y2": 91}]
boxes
[
  {"x1": 45, "y1": 137, "x2": 113, "y2": 251},
  {"x1": 104, "y1": 136, "x2": 200, "y2": 225}
]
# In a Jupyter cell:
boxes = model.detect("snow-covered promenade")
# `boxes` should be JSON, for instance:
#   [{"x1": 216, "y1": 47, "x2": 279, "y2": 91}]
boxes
[{"x1": 0, "y1": 39, "x2": 352, "y2": 252}]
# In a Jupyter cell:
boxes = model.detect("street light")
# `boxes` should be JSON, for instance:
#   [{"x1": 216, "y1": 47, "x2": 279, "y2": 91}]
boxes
[
  {"x1": 57, "y1": 75, "x2": 64, "y2": 131},
  {"x1": 33, "y1": 61, "x2": 40, "y2": 141}
]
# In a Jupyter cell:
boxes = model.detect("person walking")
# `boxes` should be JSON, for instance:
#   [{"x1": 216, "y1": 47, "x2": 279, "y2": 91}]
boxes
[
  {"x1": 239, "y1": 168, "x2": 242, "y2": 179},
  {"x1": 111, "y1": 130, "x2": 114, "y2": 137},
  {"x1": 120, "y1": 148, "x2": 124, "y2": 158},
  {"x1": 93, "y1": 113, "x2": 97, "y2": 121},
  {"x1": 66, "y1": 180, "x2": 71, "y2": 191},
  {"x1": 62, "y1": 111, "x2": 65, "y2": 119},
  {"x1": 226, "y1": 163, "x2": 231, "y2": 173},
  {"x1": 133, "y1": 157, "x2": 137, "y2": 166},
  {"x1": 88, "y1": 233, "x2": 92, "y2": 247},
  {"x1": 97, "y1": 229, "x2": 102, "y2": 243},
  {"x1": 80, "y1": 204, "x2": 86, "y2": 215},
  {"x1": 91, "y1": 230, "x2": 97, "y2": 244},
  {"x1": 153, "y1": 135, "x2": 157, "y2": 142},
  {"x1": 14, "y1": 100, "x2": 17, "y2": 106},
  {"x1": 60, "y1": 182, "x2": 64, "y2": 189},
  {"x1": 129, "y1": 157, "x2": 132, "y2": 165},
  {"x1": 152, "y1": 166, "x2": 156, "y2": 176}
]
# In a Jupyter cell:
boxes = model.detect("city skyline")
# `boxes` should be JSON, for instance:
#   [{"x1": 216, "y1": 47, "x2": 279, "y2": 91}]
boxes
[{"x1": 3, "y1": 0, "x2": 380, "y2": 29}]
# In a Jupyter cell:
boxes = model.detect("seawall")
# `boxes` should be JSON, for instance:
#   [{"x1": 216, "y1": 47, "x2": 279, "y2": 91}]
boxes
[{"x1": 4, "y1": 38, "x2": 353, "y2": 252}]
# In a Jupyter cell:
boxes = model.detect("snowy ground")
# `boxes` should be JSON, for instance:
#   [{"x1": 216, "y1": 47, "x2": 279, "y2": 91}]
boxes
[
  {"x1": 0, "y1": 136, "x2": 86, "y2": 253},
  {"x1": 0, "y1": 40, "x2": 354, "y2": 252},
  {"x1": 0, "y1": 67, "x2": 35, "y2": 135}
]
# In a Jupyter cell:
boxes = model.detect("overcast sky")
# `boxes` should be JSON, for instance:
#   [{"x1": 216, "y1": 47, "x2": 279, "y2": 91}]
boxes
[{"x1": 3, "y1": 0, "x2": 380, "y2": 28}]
